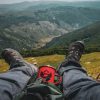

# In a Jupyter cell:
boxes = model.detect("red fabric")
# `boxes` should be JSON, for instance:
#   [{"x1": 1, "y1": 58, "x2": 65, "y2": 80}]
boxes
[{"x1": 38, "y1": 66, "x2": 56, "y2": 83}]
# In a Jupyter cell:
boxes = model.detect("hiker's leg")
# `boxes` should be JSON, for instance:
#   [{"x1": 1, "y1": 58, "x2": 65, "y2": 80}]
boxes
[
  {"x1": 62, "y1": 64, "x2": 100, "y2": 100},
  {"x1": 0, "y1": 49, "x2": 38, "y2": 100},
  {"x1": 0, "y1": 63, "x2": 37, "y2": 100},
  {"x1": 58, "y1": 41, "x2": 100, "y2": 100}
]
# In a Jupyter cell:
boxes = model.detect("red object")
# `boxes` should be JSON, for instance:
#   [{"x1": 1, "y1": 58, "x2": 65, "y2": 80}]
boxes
[{"x1": 37, "y1": 65, "x2": 62, "y2": 85}]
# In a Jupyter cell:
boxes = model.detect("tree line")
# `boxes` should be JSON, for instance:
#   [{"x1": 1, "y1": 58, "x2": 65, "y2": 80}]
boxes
[{"x1": 20, "y1": 47, "x2": 100, "y2": 57}]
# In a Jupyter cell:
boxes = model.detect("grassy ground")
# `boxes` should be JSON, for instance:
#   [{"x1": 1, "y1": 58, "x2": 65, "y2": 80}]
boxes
[{"x1": 0, "y1": 52, "x2": 100, "y2": 79}]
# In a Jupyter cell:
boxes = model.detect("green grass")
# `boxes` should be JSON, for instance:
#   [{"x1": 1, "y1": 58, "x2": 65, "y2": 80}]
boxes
[{"x1": 0, "y1": 52, "x2": 100, "y2": 79}]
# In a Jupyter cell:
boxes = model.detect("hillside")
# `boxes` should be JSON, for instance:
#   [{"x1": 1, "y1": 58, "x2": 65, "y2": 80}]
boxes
[
  {"x1": 44, "y1": 21, "x2": 100, "y2": 51},
  {"x1": 0, "y1": 52, "x2": 100, "y2": 79},
  {"x1": 0, "y1": 2, "x2": 100, "y2": 51},
  {"x1": 0, "y1": 21, "x2": 68, "y2": 50},
  {"x1": 1, "y1": 6, "x2": 100, "y2": 28}
]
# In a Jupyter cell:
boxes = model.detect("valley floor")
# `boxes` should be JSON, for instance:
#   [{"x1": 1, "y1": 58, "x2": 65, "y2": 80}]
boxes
[{"x1": 0, "y1": 52, "x2": 100, "y2": 79}]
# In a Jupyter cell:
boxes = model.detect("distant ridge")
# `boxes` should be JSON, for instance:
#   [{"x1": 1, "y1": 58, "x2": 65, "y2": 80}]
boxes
[
  {"x1": 0, "y1": 1, "x2": 100, "y2": 12},
  {"x1": 43, "y1": 21, "x2": 100, "y2": 51}
]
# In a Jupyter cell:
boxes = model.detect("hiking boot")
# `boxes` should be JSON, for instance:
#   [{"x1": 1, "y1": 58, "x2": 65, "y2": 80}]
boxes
[
  {"x1": 67, "y1": 41, "x2": 85, "y2": 63},
  {"x1": 1, "y1": 48, "x2": 26, "y2": 69},
  {"x1": 57, "y1": 41, "x2": 85, "y2": 74}
]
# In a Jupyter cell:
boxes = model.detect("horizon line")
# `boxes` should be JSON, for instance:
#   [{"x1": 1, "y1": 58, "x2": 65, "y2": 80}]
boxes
[{"x1": 0, "y1": 0, "x2": 99, "y2": 5}]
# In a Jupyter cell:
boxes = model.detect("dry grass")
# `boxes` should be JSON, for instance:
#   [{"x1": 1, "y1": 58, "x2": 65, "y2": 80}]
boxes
[
  {"x1": 0, "y1": 52, "x2": 100, "y2": 78},
  {"x1": 81, "y1": 52, "x2": 100, "y2": 78}
]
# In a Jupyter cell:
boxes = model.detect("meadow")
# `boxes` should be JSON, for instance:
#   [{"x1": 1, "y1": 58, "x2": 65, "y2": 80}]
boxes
[{"x1": 0, "y1": 52, "x2": 100, "y2": 79}]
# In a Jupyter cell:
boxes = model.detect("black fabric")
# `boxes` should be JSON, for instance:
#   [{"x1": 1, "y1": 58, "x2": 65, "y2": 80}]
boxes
[{"x1": 20, "y1": 93, "x2": 43, "y2": 100}]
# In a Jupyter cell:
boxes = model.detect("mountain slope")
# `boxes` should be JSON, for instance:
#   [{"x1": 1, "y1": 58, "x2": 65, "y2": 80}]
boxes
[
  {"x1": 0, "y1": 2, "x2": 100, "y2": 51},
  {"x1": 0, "y1": 21, "x2": 68, "y2": 51},
  {"x1": 43, "y1": 21, "x2": 100, "y2": 51},
  {"x1": 0, "y1": 6, "x2": 100, "y2": 30}
]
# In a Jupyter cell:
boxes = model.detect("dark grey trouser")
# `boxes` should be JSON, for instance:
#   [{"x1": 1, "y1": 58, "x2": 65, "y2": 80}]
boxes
[
  {"x1": 0, "y1": 62, "x2": 100, "y2": 100},
  {"x1": 0, "y1": 63, "x2": 38, "y2": 100},
  {"x1": 62, "y1": 65, "x2": 100, "y2": 100}
]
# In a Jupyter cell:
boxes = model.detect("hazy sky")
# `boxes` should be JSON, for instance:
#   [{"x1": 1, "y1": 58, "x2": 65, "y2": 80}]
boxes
[{"x1": 0, "y1": 0, "x2": 99, "y2": 4}]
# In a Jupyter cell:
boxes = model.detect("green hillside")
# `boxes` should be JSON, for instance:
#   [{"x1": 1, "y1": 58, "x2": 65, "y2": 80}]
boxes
[
  {"x1": 44, "y1": 21, "x2": 100, "y2": 52},
  {"x1": 0, "y1": 2, "x2": 100, "y2": 52},
  {"x1": 1, "y1": 6, "x2": 100, "y2": 29}
]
